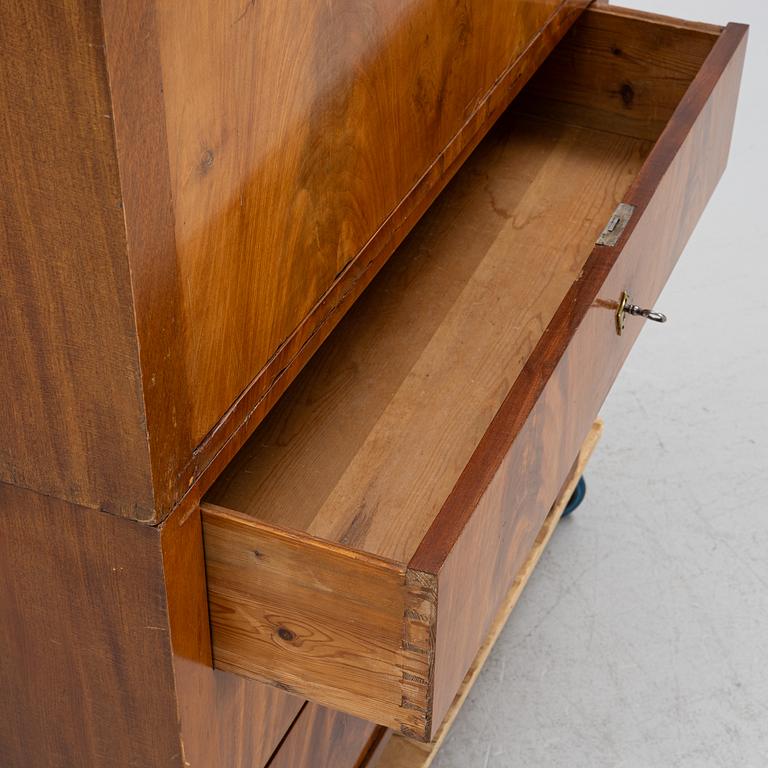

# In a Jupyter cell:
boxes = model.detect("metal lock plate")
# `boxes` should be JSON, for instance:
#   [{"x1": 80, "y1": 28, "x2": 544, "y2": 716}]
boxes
[
  {"x1": 616, "y1": 290, "x2": 630, "y2": 336},
  {"x1": 597, "y1": 203, "x2": 636, "y2": 247}
]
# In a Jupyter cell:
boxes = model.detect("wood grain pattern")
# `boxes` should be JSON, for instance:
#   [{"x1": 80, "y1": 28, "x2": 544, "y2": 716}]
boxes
[
  {"x1": 0, "y1": 0, "x2": 155, "y2": 519},
  {"x1": 266, "y1": 702, "x2": 378, "y2": 768},
  {"x1": 203, "y1": 506, "x2": 417, "y2": 732},
  {"x1": 100, "y1": 0, "x2": 193, "y2": 509},
  {"x1": 0, "y1": 3, "x2": 588, "y2": 765},
  {"x1": 201, "y1": 109, "x2": 647, "y2": 741},
  {"x1": 203, "y1": 9, "x2": 746, "y2": 742},
  {"x1": 1, "y1": 3, "x2": 746, "y2": 767},
  {"x1": 0, "y1": 483, "x2": 180, "y2": 768},
  {"x1": 205, "y1": 117, "x2": 648, "y2": 562},
  {"x1": 513, "y1": 6, "x2": 720, "y2": 140},
  {"x1": 413, "y1": 14, "x2": 748, "y2": 574},
  {"x1": 1, "y1": 1, "x2": 587, "y2": 522},
  {"x1": 166, "y1": 1, "x2": 589, "y2": 531},
  {"x1": 0, "y1": 474, "x2": 301, "y2": 768},
  {"x1": 101, "y1": 0, "x2": 588, "y2": 519},
  {"x1": 361, "y1": 728, "x2": 394, "y2": 768},
  {"x1": 376, "y1": 422, "x2": 603, "y2": 768},
  {"x1": 160, "y1": 506, "x2": 304, "y2": 768},
  {"x1": 426, "y1": 421, "x2": 599, "y2": 727},
  {"x1": 153, "y1": 0, "x2": 579, "y2": 449}
]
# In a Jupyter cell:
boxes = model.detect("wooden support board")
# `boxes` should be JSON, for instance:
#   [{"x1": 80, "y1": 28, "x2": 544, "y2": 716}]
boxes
[{"x1": 372, "y1": 420, "x2": 603, "y2": 768}]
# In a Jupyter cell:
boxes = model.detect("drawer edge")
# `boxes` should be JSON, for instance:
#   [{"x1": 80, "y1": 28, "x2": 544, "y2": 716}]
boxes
[
  {"x1": 202, "y1": 17, "x2": 748, "y2": 744},
  {"x1": 265, "y1": 701, "x2": 379, "y2": 768}
]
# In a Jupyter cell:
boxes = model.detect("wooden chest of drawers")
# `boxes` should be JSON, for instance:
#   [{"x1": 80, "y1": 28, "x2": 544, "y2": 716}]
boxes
[{"x1": 0, "y1": 2, "x2": 746, "y2": 766}]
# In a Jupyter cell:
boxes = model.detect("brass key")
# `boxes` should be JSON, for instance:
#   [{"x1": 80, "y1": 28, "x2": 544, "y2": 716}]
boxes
[{"x1": 616, "y1": 291, "x2": 667, "y2": 336}]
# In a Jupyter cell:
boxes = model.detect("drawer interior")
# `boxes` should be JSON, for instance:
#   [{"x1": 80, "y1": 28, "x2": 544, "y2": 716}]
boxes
[
  {"x1": 207, "y1": 114, "x2": 643, "y2": 557},
  {"x1": 205, "y1": 8, "x2": 719, "y2": 562}
]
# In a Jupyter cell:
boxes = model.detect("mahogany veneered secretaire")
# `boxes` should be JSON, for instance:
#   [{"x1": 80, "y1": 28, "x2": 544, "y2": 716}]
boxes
[{"x1": 0, "y1": 1, "x2": 746, "y2": 766}]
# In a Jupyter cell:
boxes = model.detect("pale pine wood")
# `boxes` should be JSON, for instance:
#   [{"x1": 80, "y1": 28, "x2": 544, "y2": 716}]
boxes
[
  {"x1": 201, "y1": 508, "x2": 418, "y2": 732},
  {"x1": 160, "y1": 507, "x2": 304, "y2": 768},
  {"x1": 374, "y1": 422, "x2": 604, "y2": 768},
  {"x1": 205, "y1": 118, "x2": 650, "y2": 562}
]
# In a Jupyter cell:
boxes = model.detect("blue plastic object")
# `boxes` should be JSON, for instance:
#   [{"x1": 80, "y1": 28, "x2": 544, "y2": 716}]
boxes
[{"x1": 562, "y1": 476, "x2": 586, "y2": 518}]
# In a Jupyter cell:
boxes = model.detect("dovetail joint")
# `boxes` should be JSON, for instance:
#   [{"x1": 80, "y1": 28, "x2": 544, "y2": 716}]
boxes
[{"x1": 401, "y1": 568, "x2": 438, "y2": 737}]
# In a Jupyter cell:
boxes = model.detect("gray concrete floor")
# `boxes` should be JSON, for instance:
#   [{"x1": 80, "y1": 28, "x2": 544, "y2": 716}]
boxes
[{"x1": 435, "y1": 1, "x2": 768, "y2": 765}]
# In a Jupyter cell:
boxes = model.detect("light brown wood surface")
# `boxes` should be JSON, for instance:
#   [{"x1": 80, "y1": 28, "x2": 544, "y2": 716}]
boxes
[
  {"x1": 160, "y1": 507, "x2": 303, "y2": 768},
  {"x1": 417, "y1": 12, "x2": 747, "y2": 728},
  {"x1": 203, "y1": 506, "x2": 414, "y2": 731},
  {"x1": 202, "y1": 8, "x2": 746, "y2": 741},
  {"x1": 514, "y1": 6, "x2": 720, "y2": 140},
  {"x1": 100, "y1": 0, "x2": 193, "y2": 511},
  {"x1": 177, "y1": 0, "x2": 588, "y2": 530},
  {"x1": 375, "y1": 422, "x2": 603, "y2": 768},
  {"x1": 0, "y1": 2, "x2": 748, "y2": 766},
  {"x1": 152, "y1": 0, "x2": 569, "y2": 447},
  {"x1": 96, "y1": 0, "x2": 589, "y2": 518},
  {"x1": 202, "y1": 108, "x2": 648, "y2": 738},
  {"x1": 205, "y1": 117, "x2": 649, "y2": 562},
  {"x1": 0, "y1": 2, "x2": 589, "y2": 766}
]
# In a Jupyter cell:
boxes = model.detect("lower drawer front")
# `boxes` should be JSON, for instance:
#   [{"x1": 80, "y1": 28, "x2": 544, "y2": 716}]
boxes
[
  {"x1": 267, "y1": 703, "x2": 385, "y2": 768},
  {"x1": 201, "y1": 7, "x2": 746, "y2": 742}
]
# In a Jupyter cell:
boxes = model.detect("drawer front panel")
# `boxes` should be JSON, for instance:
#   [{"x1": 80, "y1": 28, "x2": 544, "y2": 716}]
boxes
[
  {"x1": 267, "y1": 702, "x2": 381, "y2": 768},
  {"x1": 419, "y1": 20, "x2": 748, "y2": 727}
]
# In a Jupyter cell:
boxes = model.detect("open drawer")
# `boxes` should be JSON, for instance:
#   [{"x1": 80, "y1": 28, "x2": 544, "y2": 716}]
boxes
[{"x1": 201, "y1": 6, "x2": 746, "y2": 742}]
